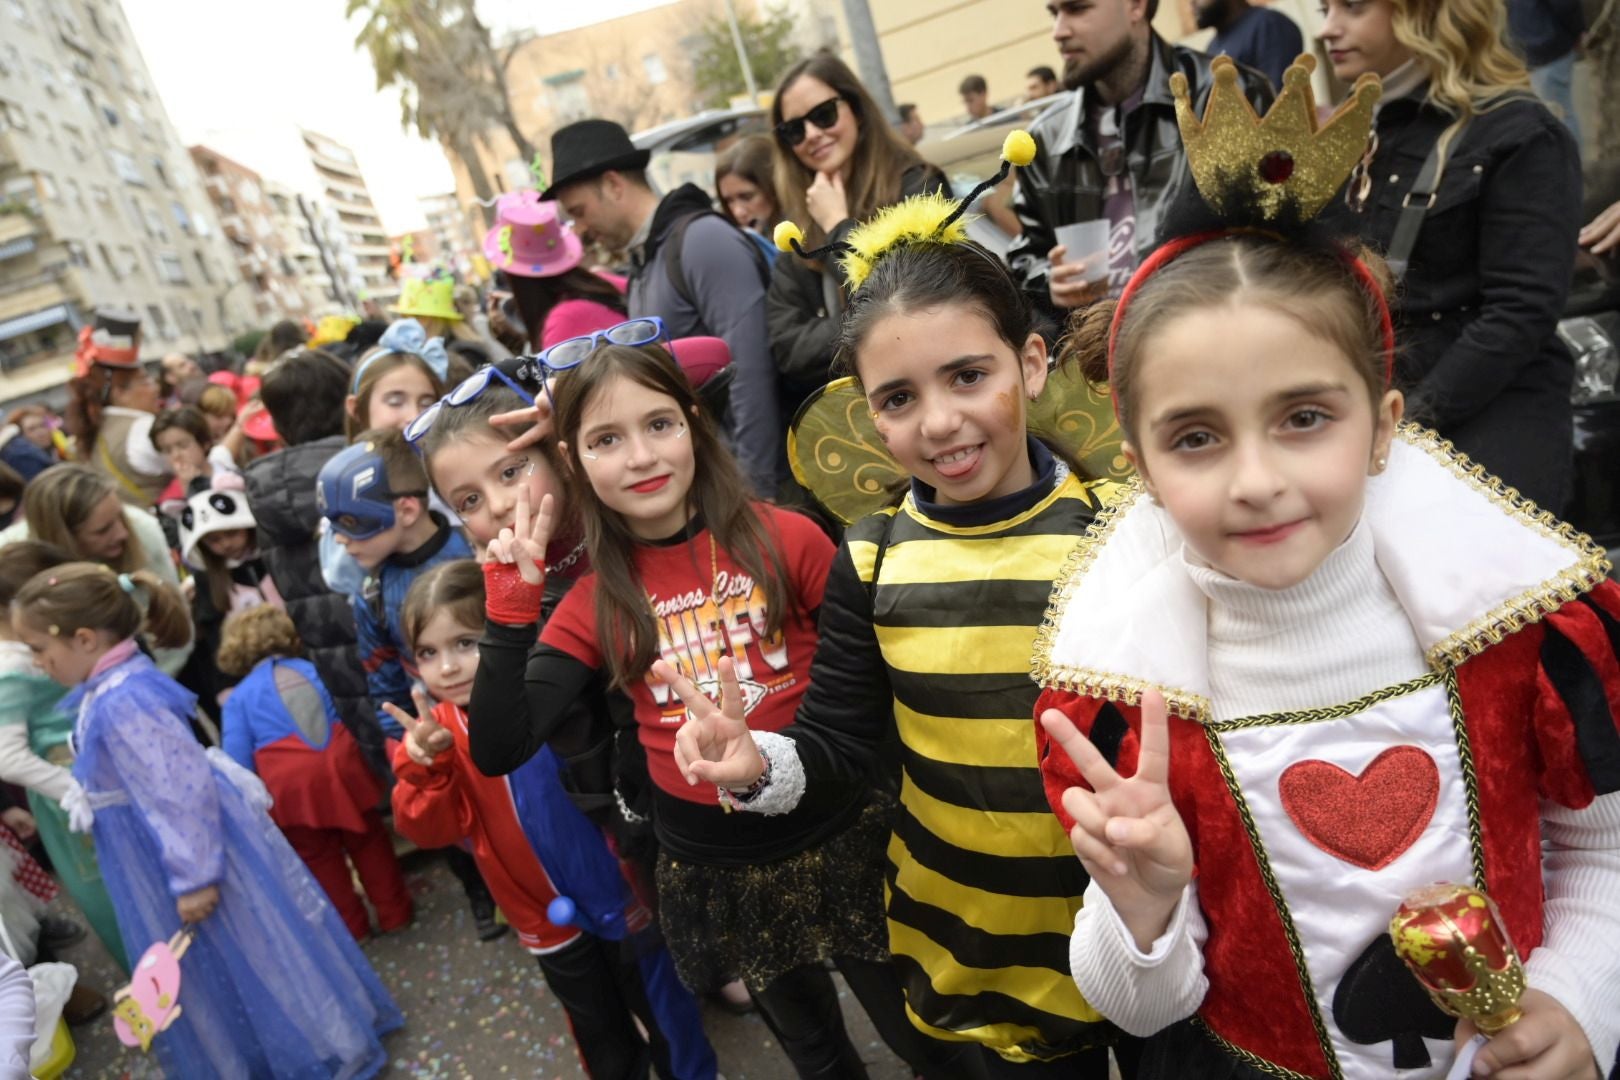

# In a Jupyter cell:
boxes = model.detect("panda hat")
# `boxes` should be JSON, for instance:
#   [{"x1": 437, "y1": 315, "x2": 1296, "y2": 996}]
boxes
[{"x1": 178, "y1": 473, "x2": 258, "y2": 570}]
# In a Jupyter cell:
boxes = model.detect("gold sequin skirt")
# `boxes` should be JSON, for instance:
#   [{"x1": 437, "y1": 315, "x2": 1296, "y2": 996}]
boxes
[{"x1": 655, "y1": 792, "x2": 895, "y2": 993}]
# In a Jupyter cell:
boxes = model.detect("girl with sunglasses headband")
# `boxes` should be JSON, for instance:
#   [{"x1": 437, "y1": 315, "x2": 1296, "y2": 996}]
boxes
[
  {"x1": 469, "y1": 339, "x2": 941, "y2": 1079},
  {"x1": 768, "y1": 52, "x2": 950, "y2": 415}
]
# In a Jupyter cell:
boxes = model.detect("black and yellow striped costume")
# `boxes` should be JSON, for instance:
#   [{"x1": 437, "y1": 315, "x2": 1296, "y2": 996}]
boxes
[{"x1": 788, "y1": 449, "x2": 1115, "y2": 1064}]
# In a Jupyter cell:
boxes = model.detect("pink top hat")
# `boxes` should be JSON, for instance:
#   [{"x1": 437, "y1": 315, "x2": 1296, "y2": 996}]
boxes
[{"x1": 483, "y1": 191, "x2": 584, "y2": 279}]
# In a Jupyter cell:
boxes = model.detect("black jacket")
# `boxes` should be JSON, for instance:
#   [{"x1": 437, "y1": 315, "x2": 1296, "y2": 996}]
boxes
[
  {"x1": 1006, "y1": 36, "x2": 1274, "y2": 322},
  {"x1": 767, "y1": 162, "x2": 949, "y2": 413},
  {"x1": 1320, "y1": 93, "x2": 1581, "y2": 511},
  {"x1": 243, "y1": 435, "x2": 388, "y2": 776}
]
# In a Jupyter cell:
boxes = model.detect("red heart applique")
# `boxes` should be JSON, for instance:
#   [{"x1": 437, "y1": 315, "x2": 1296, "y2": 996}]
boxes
[{"x1": 1278, "y1": 747, "x2": 1439, "y2": 871}]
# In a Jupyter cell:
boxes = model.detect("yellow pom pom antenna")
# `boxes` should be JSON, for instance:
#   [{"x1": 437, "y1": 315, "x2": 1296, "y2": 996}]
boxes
[
  {"x1": 774, "y1": 220, "x2": 805, "y2": 254},
  {"x1": 1002, "y1": 129, "x2": 1037, "y2": 168},
  {"x1": 841, "y1": 192, "x2": 972, "y2": 291},
  {"x1": 778, "y1": 129, "x2": 1036, "y2": 287}
]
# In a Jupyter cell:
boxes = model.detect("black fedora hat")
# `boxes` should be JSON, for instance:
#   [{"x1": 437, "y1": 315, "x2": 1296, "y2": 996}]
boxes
[{"x1": 539, "y1": 119, "x2": 652, "y2": 201}]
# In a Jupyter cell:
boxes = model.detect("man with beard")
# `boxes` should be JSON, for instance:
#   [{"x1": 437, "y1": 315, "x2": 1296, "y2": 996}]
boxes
[
  {"x1": 1197, "y1": 0, "x2": 1302, "y2": 91},
  {"x1": 1006, "y1": 0, "x2": 1273, "y2": 324}
]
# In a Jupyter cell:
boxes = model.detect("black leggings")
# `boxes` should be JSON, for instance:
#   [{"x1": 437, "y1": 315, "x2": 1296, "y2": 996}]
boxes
[
  {"x1": 536, "y1": 935, "x2": 668, "y2": 1080},
  {"x1": 749, "y1": 956, "x2": 947, "y2": 1080}
]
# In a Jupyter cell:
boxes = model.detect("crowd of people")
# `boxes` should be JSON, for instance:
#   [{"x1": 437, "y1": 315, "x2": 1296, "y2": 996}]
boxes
[{"x1": 0, "y1": 0, "x2": 1613, "y2": 1077}]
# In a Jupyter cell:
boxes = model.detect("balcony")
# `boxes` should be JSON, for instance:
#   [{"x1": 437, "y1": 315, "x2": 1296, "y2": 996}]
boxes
[
  {"x1": 0, "y1": 269, "x2": 77, "y2": 327},
  {"x1": 0, "y1": 214, "x2": 40, "y2": 262}
]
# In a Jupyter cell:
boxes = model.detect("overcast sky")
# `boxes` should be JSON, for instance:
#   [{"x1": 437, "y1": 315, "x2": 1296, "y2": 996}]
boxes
[{"x1": 121, "y1": 0, "x2": 675, "y2": 233}]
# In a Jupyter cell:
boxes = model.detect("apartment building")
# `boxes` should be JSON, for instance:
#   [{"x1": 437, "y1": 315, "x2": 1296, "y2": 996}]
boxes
[
  {"x1": 301, "y1": 129, "x2": 394, "y2": 305},
  {"x1": 0, "y1": 0, "x2": 255, "y2": 399},
  {"x1": 189, "y1": 145, "x2": 308, "y2": 325}
]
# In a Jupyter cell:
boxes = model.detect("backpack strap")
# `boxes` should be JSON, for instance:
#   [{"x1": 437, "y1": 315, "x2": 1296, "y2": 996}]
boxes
[
  {"x1": 1385, "y1": 117, "x2": 1471, "y2": 280},
  {"x1": 663, "y1": 210, "x2": 772, "y2": 323}
]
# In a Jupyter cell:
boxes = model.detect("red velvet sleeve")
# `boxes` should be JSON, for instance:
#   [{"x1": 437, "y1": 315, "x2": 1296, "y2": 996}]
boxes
[
  {"x1": 1529, "y1": 577, "x2": 1620, "y2": 808},
  {"x1": 1034, "y1": 686, "x2": 1143, "y2": 830},
  {"x1": 388, "y1": 725, "x2": 474, "y2": 850}
]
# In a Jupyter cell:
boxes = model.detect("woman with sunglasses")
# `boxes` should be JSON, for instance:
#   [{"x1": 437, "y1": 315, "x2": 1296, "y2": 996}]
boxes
[{"x1": 767, "y1": 52, "x2": 949, "y2": 415}]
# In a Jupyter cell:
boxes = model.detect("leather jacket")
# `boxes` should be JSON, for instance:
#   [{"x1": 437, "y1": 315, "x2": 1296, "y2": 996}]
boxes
[{"x1": 1007, "y1": 35, "x2": 1274, "y2": 322}]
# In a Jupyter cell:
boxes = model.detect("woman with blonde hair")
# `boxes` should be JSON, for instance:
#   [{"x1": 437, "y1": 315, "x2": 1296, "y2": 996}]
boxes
[
  {"x1": 1318, "y1": 0, "x2": 1581, "y2": 510},
  {"x1": 766, "y1": 51, "x2": 949, "y2": 411},
  {"x1": 0, "y1": 465, "x2": 191, "y2": 674}
]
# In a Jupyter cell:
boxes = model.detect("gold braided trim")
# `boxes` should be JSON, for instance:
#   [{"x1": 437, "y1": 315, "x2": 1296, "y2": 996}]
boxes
[
  {"x1": 1396, "y1": 424, "x2": 1611, "y2": 667},
  {"x1": 1205, "y1": 673, "x2": 1442, "y2": 733},
  {"x1": 1444, "y1": 666, "x2": 1489, "y2": 890},
  {"x1": 1205, "y1": 728, "x2": 1344, "y2": 1080},
  {"x1": 1193, "y1": 1020, "x2": 1322, "y2": 1080}
]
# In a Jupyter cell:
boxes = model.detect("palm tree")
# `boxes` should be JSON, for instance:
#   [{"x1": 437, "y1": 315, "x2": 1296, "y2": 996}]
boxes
[{"x1": 348, "y1": 0, "x2": 536, "y2": 219}]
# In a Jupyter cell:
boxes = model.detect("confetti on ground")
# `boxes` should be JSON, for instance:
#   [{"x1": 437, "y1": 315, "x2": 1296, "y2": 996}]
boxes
[{"x1": 50, "y1": 852, "x2": 913, "y2": 1078}]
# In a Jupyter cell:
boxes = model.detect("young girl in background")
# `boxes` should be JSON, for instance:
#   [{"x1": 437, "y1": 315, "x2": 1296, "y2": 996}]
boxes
[
  {"x1": 217, "y1": 605, "x2": 412, "y2": 940},
  {"x1": 389, "y1": 559, "x2": 716, "y2": 1080},
  {"x1": 0, "y1": 541, "x2": 125, "y2": 969},
  {"x1": 670, "y1": 158, "x2": 1121, "y2": 1076},
  {"x1": 13, "y1": 563, "x2": 401, "y2": 1077},
  {"x1": 345, "y1": 320, "x2": 449, "y2": 440},
  {"x1": 196, "y1": 384, "x2": 242, "y2": 444},
  {"x1": 1034, "y1": 62, "x2": 1619, "y2": 1080},
  {"x1": 714, "y1": 135, "x2": 782, "y2": 263},
  {"x1": 473, "y1": 341, "x2": 932, "y2": 1079},
  {"x1": 150, "y1": 405, "x2": 246, "y2": 515}
]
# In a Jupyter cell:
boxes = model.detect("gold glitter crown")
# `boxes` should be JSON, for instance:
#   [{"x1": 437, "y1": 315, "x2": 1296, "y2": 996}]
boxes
[{"x1": 1172, "y1": 53, "x2": 1380, "y2": 223}]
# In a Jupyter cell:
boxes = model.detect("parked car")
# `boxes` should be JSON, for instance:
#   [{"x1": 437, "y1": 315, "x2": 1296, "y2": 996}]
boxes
[{"x1": 633, "y1": 107, "x2": 767, "y2": 197}]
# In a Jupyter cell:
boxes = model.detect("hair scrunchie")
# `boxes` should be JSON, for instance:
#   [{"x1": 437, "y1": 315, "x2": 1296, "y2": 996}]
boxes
[{"x1": 116, "y1": 573, "x2": 137, "y2": 595}]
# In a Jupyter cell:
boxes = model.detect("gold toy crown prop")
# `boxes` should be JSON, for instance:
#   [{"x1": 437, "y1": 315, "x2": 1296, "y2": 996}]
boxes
[{"x1": 1172, "y1": 53, "x2": 1381, "y2": 223}]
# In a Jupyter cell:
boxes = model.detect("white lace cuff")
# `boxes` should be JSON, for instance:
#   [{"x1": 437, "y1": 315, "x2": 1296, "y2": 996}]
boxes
[{"x1": 727, "y1": 731, "x2": 806, "y2": 816}]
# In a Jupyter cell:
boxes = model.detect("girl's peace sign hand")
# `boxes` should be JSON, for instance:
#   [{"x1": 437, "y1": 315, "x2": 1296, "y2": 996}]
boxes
[
  {"x1": 1039, "y1": 690, "x2": 1193, "y2": 949},
  {"x1": 383, "y1": 688, "x2": 453, "y2": 767},
  {"x1": 655, "y1": 657, "x2": 767, "y2": 790},
  {"x1": 489, "y1": 397, "x2": 555, "y2": 453},
  {"x1": 486, "y1": 480, "x2": 555, "y2": 586}
]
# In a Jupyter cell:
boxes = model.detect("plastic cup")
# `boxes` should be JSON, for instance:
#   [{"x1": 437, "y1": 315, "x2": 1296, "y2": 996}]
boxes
[{"x1": 1054, "y1": 219, "x2": 1112, "y2": 284}]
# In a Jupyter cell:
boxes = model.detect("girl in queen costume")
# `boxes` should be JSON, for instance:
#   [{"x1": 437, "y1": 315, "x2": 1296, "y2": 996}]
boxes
[
  {"x1": 12, "y1": 563, "x2": 401, "y2": 1077},
  {"x1": 1034, "y1": 57, "x2": 1620, "y2": 1079}
]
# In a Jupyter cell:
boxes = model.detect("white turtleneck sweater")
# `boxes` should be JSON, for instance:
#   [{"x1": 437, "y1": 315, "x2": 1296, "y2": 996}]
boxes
[{"x1": 1069, "y1": 522, "x2": 1620, "y2": 1070}]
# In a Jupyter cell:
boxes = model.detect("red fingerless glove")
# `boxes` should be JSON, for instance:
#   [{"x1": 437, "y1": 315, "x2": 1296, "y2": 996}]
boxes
[{"x1": 483, "y1": 560, "x2": 544, "y2": 625}]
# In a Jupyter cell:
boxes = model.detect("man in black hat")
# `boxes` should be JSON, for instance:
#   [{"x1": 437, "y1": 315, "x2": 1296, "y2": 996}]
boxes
[{"x1": 542, "y1": 119, "x2": 780, "y2": 495}]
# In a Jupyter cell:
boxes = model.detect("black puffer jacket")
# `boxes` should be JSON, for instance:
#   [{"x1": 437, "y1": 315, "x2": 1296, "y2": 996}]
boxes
[
  {"x1": 767, "y1": 162, "x2": 950, "y2": 414},
  {"x1": 1320, "y1": 92, "x2": 1581, "y2": 511},
  {"x1": 244, "y1": 435, "x2": 388, "y2": 776}
]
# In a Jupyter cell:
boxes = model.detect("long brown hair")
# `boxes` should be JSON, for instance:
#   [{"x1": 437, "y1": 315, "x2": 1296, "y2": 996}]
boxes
[
  {"x1": 552, "y1": 344, "x2": 795, "y2": 689},
  {"x1": 771, "y1": 52, "x2": 928, "y2": 248},
  {"x1": 715, "y1": 134, "x2": 781, "y2": 228},
  {"x1": 64, "y1": 366, "x2": 150, "y2": 458},
  {"x1": 14, "y1": 562, "x2": 192, "y2": 651},
  {"x1": 510, "y1": 270, "x2": 626, "y2": 352},
  {"x1": 22, "y1": 465, "x2": 140, "y2": 573}
]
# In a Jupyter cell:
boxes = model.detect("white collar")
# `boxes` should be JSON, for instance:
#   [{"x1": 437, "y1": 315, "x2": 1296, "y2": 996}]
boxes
[{"x1": 1032, "y1": 426, "x2": 1611, "y2": 721}]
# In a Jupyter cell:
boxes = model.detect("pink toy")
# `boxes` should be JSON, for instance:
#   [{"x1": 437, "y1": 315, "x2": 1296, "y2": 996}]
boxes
[{"x1": 112, "y1": 928, "x2": 193, "y2": 1051}]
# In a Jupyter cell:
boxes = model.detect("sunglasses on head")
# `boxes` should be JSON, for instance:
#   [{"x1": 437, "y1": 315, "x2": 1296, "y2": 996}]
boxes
[
  {"x1": 776, "y1": 96, "x2": 843, "y2": 147},
  {"x1": 403, "y1": 362, "x2": 536, "y2": 447}
]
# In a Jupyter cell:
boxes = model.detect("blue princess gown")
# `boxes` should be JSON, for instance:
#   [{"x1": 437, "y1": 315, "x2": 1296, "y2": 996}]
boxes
[{"x1": 69, "y1": 649, "x2": 402, "y2": 1078}]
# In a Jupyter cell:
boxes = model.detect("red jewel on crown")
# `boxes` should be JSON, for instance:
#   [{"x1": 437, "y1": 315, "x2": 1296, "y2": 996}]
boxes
[{"x1": 1259, "y1": 150, "x2": 1295, "y2": 184}]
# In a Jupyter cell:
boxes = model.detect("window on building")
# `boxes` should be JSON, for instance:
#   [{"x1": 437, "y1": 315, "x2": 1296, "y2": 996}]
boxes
[
  {"x1": 193, "y1": 250, "x2": 212, "y2": 284},
  {"x1": 118, "y1": 244, "x2": 141, "y2": 278},
  {"x1": 5, "y1": 1, "x2": 27, "y2": 24},
  {"x1": 156, "y1": 252, "x2": 187, "y2": 284},
  {"x1": 64, "y1": 240, "x2": 90, "y2": 268},
  {"x1": 149, "y1": 154, "x2": 167, "y2": 187},
  {"x1": 143, "y1": 205, "x2": 167, "y2": 242},
  {"x1": 171, "y1": 200, "x2": 190, "y2": 233},
  {"x1": 107, "y1": 149, "x2": 142, "y2": 185},
  {"x1": 145, "y1": 304, "x2": 169, "y2": 339},
  {"x1": 91, "y1": 184, "x2": 111, "y2": 210},
  {"x1": 96, "y1": 241, "x2": 117, "y2": 279},
  {"x1": 641, "y1": 53, "x2": 667, "y2": 85},
  {"x1": 0, "y1": 101, "x2": 27, "y2": 132},
  {"x1": 0, "y1": 45, "x2": 19, "y2": 78}
]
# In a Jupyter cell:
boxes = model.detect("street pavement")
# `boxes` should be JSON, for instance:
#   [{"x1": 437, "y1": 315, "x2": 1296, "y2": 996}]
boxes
[{"x1": 55, "y1": 849, "x2": 914, "y2": 1079}]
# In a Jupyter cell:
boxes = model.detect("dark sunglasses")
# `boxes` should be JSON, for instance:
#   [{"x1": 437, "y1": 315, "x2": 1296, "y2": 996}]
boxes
[{"x1": 776, "y1": 96, "x2": 844, "y2": 147}]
